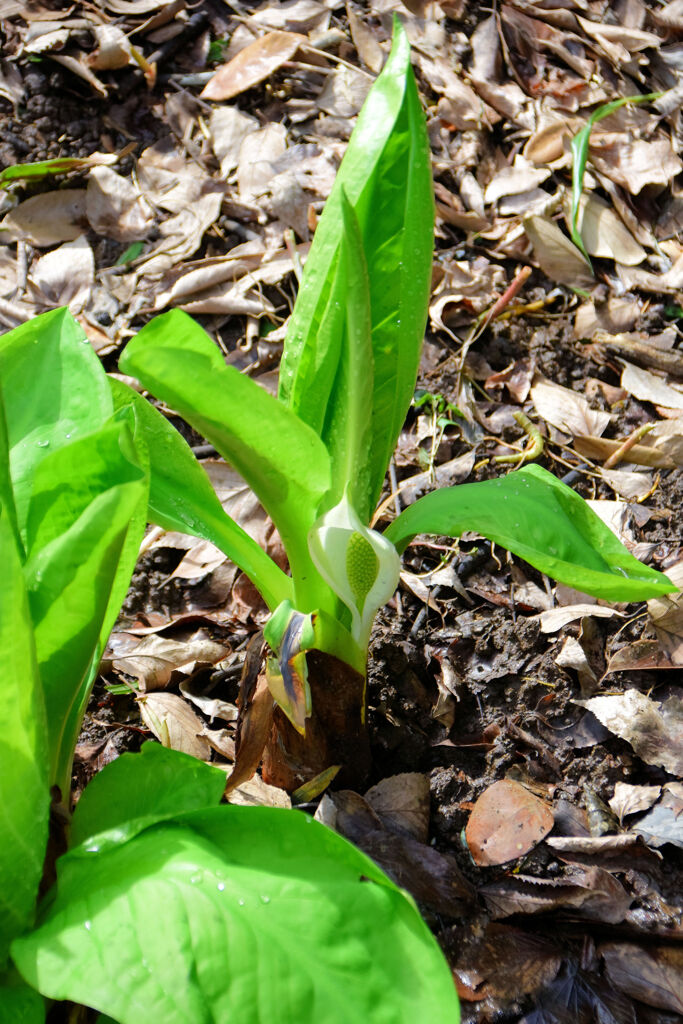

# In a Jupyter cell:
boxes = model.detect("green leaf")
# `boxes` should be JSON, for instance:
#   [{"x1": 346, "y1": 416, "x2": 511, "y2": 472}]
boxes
[
  {"x1": 0, "y1": 970, "x2": 45, "y2": 1023},
  {"x1": 23, "y1": 422, "x2": 147, "y2": 786},
  {"x1": 0, "y1": 508, "x2": 49, "y2": 964},
  {"x1": 385, "y1": 464, "x2": 675, "y2": 601},
  {"x1": 110, "y1": 377, "x2": 292, "y2": 610},
  {"x1": 0, "y1": 308, "x2": 112, "y2": 538},
  {"x1": 13, "y1": 807, "x2": 459, "y2": 1024},
  {"x1": 119, "y1": 309, "x2": 331, "y2": 606},
  {"x1": 69, "y1": 743, "x2": 226, "y2": 852},
  {"x1": 280, "y1": 19, "x2": 434, "y2": 514},
  {"x1": 0, "y1": 155, "x2": 110, "y2": 188}
]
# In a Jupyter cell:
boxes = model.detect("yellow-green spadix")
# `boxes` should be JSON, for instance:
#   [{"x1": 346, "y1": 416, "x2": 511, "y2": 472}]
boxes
[{"x1": 308, "y1": 492, "x2": 401, "y2": 647}]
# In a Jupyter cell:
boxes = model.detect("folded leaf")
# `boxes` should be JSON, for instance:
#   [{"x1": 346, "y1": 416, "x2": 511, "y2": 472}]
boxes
[
  {"x1": 280, "y1": 19, "x2": 434, "y2": 514},
  {"x1": 120, "y1": 310, "x2": 331, "y2": 596},
  {"x1": 13, "y1": 806, "x2": 458, "y2": 1024},
  {"x1": 110, "y1": 377, "x2": 292, "y2": 610},
  {"x1": 0, "y1": 509, "x2": 49, "y2": 964},
  {"x1": 385, "y1": 464, "x2": 674, "y2": 601}
]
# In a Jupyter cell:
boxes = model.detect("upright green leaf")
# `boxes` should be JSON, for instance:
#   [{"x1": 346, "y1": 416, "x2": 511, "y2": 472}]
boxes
[
  {"x1": 120, "y1": 310, "x2": 331, "y2": 607},
  {"x1": 280, "y1": 19, "x2": 434, "y2": 512},
  {"x1": 0, "y1": 308, "x2": 112, "y2": 536},
  {"x1": 13, "y1": 806, "x2": 459, "y2": 1024},
  {"x1": 110, "y1": 377, "x2": 292, "y2": 610},
  {"x1": 23, "y1": 422, "x2": 147, "y2": 786},
  {"x1": 0, "y1": 509, "x2": 49, "y2": 965},
  {"x1": 385, "y1": 464, "x2": 675, "y2": 601}
]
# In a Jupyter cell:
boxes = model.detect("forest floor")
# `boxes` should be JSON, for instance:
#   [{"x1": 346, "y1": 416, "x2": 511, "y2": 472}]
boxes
[{"x1": 1, "y1": 0, "x2": 682, "y2": 1021}]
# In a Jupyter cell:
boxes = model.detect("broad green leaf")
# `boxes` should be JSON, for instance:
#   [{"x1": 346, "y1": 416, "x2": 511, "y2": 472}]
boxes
[
  {"x1": 385, "y1": 464, "x2": 675, "y2": 601},
  {"x1": 13, "y1": 807, "x2": 459, "y2": 1024},
  {"x1": 120, "y1": 309, "x2": 331, "y2": 606},
  {"x1": 280, "y1": 19, "x2": 434, "y2": 513},
  {"x1": 110, "y1": 377, "x2": 292, "y2": 610},
  {"x1": 0, "y1": 970, "x2": 45, "y2": 1023},
  {"x1": 0, "y1": 509, "x2": 49, "y2": 964},
  {"x1": 0, "y1": 308, "x2": 112, "y2": 536},
  {"x1": 70, "y1": 743, "x2": 226, "y2": 852},
  {"x1": 0, "y1": 386, "x2": 21, "y2": 556},
  {"x1": 23, "y1": 422, "x2": 146, "y2": 785}
]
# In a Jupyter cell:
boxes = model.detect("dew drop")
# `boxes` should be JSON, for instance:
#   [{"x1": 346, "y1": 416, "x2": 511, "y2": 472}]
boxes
[
  {"x1": 217, "y1": 882, "x2": 225, "y2": 892},
  {"x1": 190, "y1": 873, "x2": 202, "y2": 885},
  {"x1": 238, "y1": 898, "x2": 245, "y2": 907},
  {"x1": 36, "y1": 440, "x2": 50, "y2": 448},
  {"x1": 260, "y1": 894, "x2": 271, "y2": 904},
  {"x1": 84, "y1": 920, "x2": 92, "y2": 931}
]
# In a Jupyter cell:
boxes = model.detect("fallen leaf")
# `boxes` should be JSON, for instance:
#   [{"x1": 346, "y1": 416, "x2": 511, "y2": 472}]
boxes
[
  {"x1": 601, "y1": 942, "x2": 683, "y2": 1014},
  {"x1": 201, "y1": 31, "x2": 304, "y2": 102},
  {"x1": 178, "y1": 677, "x2": 238, "y2": 725},
  {"x1": 466, "y1": 779, "x2": 554, "y2": 867},
  {"x1": 574, "y1": 690, "x2": 683, "y2": 776},
  {"x1": 590, "y1": 136, "x2": 682, "y2": 196},
  {"x1": 605, "y1": 640, "x2": 678, "y2": 675},
  {"x1": 567, "y1": 193, "x2": 645, "y2": 266},
  {"x1": 111, "y1": 633, "x2": 228, "y2": 691},
  {"x1": 523, "y1": 215, "x2": 594, "y2": 290},
  {"x1": 634, "y1": 784, "x2": 683, "y2": 850},
  {"x1": 138, "y1": 691, "x2": 211, "y2": 760},
  {"x1": 209, "y1": 106, "x2": 259, "y2": 178},
  {"x1": 0, "y1": 189, "x2": 87, "y2": 246},
  {"x1": 28, "y1": 235, "x2": 94, "y2": 313},
  {"x1": 364, "y1": 773, "x2": 430, "y2": 843},
  {"x1": 86, "y1": 165, "x2": 154, "y2": 242},
  {"x1": 609, "y1": 782, "x2": 662, "y2": 822},
  {"x1": 530, "y1": 377, "x2": 612, "y2": 437},
  {"x1": 621, "y1": 361, "x2": 683, "y2": 412},
  {"x1": 539, "y1": 605, "x2": 619, "y2": 633},
  {"x1": 482, "y1": 866, "x2": 632, "y2": 924}
]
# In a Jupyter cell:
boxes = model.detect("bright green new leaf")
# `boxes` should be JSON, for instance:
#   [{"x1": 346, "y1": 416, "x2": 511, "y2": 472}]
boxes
[
  {"x1": 69, "y1": 742, "x2": 226, "y2": 852},
  {"x1": 110, "y1": 377, "x2": 292, "y2": 610},
  {"x1": 119, "y1": 309, "x2": 331, "y2": 604},
  {"x1": 280, "y1": 18, "x2": 434, "y2": 514},
  {"x1": 13, "y1": 806, "x2": 459, "y2": 1024},
  {"x1": 23, "y1": 421, "x2": 147, "y2": 786},
  {"x1": 0, "y1": 308, "x2": 112, "y2": 537},
  {"x1": 385, "y1": 463, "x2": 674, "y2": 601},
  {"x1": 0, "y1": 509, "x2": 49, "y2": 965}
]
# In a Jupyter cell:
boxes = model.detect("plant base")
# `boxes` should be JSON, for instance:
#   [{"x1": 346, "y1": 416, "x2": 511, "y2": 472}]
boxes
[{"x1": 262, "y1": 650, "x2": 371, "y2": 792}]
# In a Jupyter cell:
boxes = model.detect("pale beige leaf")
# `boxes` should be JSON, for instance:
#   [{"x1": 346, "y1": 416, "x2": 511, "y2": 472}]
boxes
[
  {"x1": 179, "y1": 677, "x2": 238, "y2": 724},
  {"x1": 112, "y1": 633, "x2": 229, "y2": 691},
  {"x1": 200, "y1": 31, "x2": 304, "y2": 102},
  {"x1": 0, "y1": 190, "x2": 87, "y2": 246},
  {"x1": 568, "y1": 193, "x2": 645, "y2": 266},
  {"x1": 621, "y1": 361, "x2": 683, "y2": 411},
  {"x1": 523, "y1": 215, "x2": 594, "y2": 289},
  {"x1": 576, "y1": 17, "x2": 661, "y2": 53},
  {"x1": 209, "y1": 106, "x2": 258, "y2": 178},
  {"x1": 347, "y1": 3, "x2": 384, "y2": 73},
  {"x1": 229, "y1": 775, "x2": 291, "y2": 808},
  {"x1": 237, "y1": 123, "x2": 287, "y2": 203},
  {"x1": 609, "y1": 782, "x2": 661, "y2": 822},
  {"x1": 523, "y1": 116, "x2": 580, "y2": 166},
  {"x1": 601, "y1": 468, "x2": 653, "y2": 500},
  {"x1": 530, "y1": 377, "x2": 612, "y2": 437},
  {"x1": 316, "y1": 65, "x2": 372, "y2": 118},
  {"x1": 138, "y1": 692, "x2": 212, "y2": 760},
  {"x1": 28, "y1": 235, "x2": 94, "y2": 313},
  {"x1": 484, "y1": 156, "x2": 550, "y2": 205},
  {"x1": 88, "y1": 24, "x2": 132, "y2": 70},
  {"x1": 365, "y1": 773, "x2": 430, "y2": 843},
  {"x1": 590, "y1": 137, "x2": 682, "y2": 196},
  {"x1": 86, "y1": 166, "x2": 154, "y2": 242},
  {"x1": 539, "y1": 604, "x2": 619, "y2": 633}
]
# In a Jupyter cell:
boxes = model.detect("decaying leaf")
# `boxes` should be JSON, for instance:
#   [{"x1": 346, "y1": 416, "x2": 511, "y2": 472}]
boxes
[
  {"x1": 138, "y1": 691, "x2": 212, "y2": 760},
  {"x1": 466, "y1": 779, "x2": 554, "y2": 867},
  {"x1": 634, "y1": 784, "x2": 683, "y2": 850},
  {"x1": 0, "y1": 190, "x2": 87, "y2": 246},
  {"x1": 574, "y1": 690, "x2": 683, "y2": 776},
  {"x1": 609, "y1": 782, "x2": 662, "y2": 822},
  {"x1": 110, "y1": 632, "x2": 228, "y2": 691},
  {"x1": 530, "y1": 377, "x2": 612, "y2": 437},
  {"x1": 523, "y1": 215, "x2": 594, "y2": 290},
  {"x1": 567, "y1": 193, "x2": 645, "y2": 266},
  {"x1": 601, "y1": 942, "x2": 683, "y2": 1014},
  {"x1": 201, "y1": 31, "x2": 305, "y2": 102},
  {"x1": 364, "y1": 773, "x2": 430, "y2": 843}
]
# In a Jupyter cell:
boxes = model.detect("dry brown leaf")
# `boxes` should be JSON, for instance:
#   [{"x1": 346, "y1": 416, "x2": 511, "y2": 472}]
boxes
[
  {"x1": 209, "y1": 106, "x2": 258, "y2": 178},
  {"x1": 466, "y1": 779, "x2": 554, "y2": 867},
  {"x1": 364, "y1": 773, "x2": 430, "y2": 843},
  {"x1": 346, "y1": 3, "x2": 384, "y2": 73},
  {"x1": 621, "y1": 361, "x2": 683, "y2": 412},
  {"x1": 86, "y1": 165, "x2": 154, "y2": 243},
  {"x1": 609, "y1": 782, "x2": 661, "y2": 822},
  {"x1": 228, "y1": 775, "x2": 291, "y2": 808},
  {"x1": 567, "y1": 193, "x2": 645, "y2": 266},
  {"x1": 482, "y1": 866, "x2": 632, "y2": 924},
  {"x1": 523, "y1": 215, "x2": 594, "y2": 290},
  {"x1": 590, "y1": 136, "x2": 683, "y2": 195},
  {"x1": 605, "y1": 639, "x2": 677, "y2": 675},
  {"x1": 555, "y1": 637, "x2": 598, "y2": 696},
  {"x1": 634, "y1": 784, "x2": 683, "y2": 850},
  {"x1": 88, "y1": 24, "x2": 132, "y2": 70},
  {"x1": 170, "y1": 539, "x2": 227, "y2": 581},
  {"x1": 600, "y1": 468, "x2": 653, "y2": 501},
  {"x1": 138, "y1": 691, "x2": 212, "y2": 760},
  {"x1": 237, "y1": 123, "x2": 288, "y2": 204},
  {"x1": 0, "y1": 190, "x2": 87, "y2": 246},
  {"x1": 524, "y1": 116, "x2": 580, "y2": 166},
  {"x1": 178, "y1": 677, "x2": 238, "y2": 724},
  {"x1": 111, "y1": 633, "x2": 228, "y2": 691},
  {"x1": 530, "y1": 377, "x2": 612, "y2": 437},
  {"x1": 224, "y1": 673, "x2": 274, "y2": 796},
  {"x1": 573, "y1": 434, "x2": 676, "y2": 469},
  {"x1": 574, "y1": 296, "x2": 640, "y2": 338},
  {"x1": 574, "y1": 690, "x2": 683, "y2": 776},
  {"x1": 601, "y1": 942, "x2": 683, "y2": 1014},
  {"x1": 28, "y1": 235, "x2": 93, "y2": 313},
  {"x1": 484, "y1": 156, "x2": 550, "y2": 205},
  {"x1": 201, "y1": 31, "x2": 304, "y2": 102},
  {"x1": 647, "y1": 560, "x2": 683, "y2": 666}
]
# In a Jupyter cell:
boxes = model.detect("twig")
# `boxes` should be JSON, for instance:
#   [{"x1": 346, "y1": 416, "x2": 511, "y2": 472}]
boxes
[{"x1": 603, "y1": 423, "x2": 656, "y2": 469}]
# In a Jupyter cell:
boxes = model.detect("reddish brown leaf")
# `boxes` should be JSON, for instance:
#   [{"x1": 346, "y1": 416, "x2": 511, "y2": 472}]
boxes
[
  {"x1": 200, "y1": 32, "x2": 305, "y2": 102},
  {"x1": 466, "y1": 779, "x2": 554, "y2": 866}
]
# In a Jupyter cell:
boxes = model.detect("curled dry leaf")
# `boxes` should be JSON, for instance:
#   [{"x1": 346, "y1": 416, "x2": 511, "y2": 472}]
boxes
[
  {"x1": 86, "y1": 166, "x2": 154, "y2": 243},
  {"x1": 574, "y1": 690, "x2": 683, "y2": 777},
  {"x1": 484, "y1": 156, "x2": 550, "y2": 205},
  {"x1": 481, "y1": 866, "x2": 632, "y2": 924},
  {"x1": 523, "y1": 215, "x2": 594, "y2": 290},
  {"x1": 88, "y1": 24, "x2": 133, "y2": 70},
  {"x1": 28, "y1": 235, "x2": 94, "y2": 313},
  {"x1": 209, "y1": 106, "x2": 258, "y2": 178},
  {"x1": 539, "y1": 605, "x2": 619, "y2": 633},
  {"x1": 138, "y1": 691, "x2": 212, "y2": 760},
  {"x1": 111, "y1": 633, "x2": 229, "y2": 691},
  {"x1": 200, "y1": 31, "x2": 305, "y2": 102},
  {"x1": 621, "y1": 361, "x2": 683, "y2": 412},
  {"x1": 609, "y1": 782, "x2": 662, "y2": 822},
  {"x1": 605, "y1": 639, "x2": 678, "y2": 675},
  {"x1": 465, "y1": 779, "x2": 554, "y2": 867},
  {"x1": 634, "y1": 784, "x2": 683, "y2": 850},
  {"x1": 589, "y1": 137, "x2": 683, "y2": 196},
  {"x1": 530, "y1": 377, "x2": 612, "y2": 437},
  {"x1": 0, "y1": 190, "x2": 87, "y2": 246}
]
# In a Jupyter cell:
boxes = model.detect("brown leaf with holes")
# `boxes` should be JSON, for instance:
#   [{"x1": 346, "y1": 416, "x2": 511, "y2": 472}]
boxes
[{"x1": 466, "y1": 779, "x2": 554, "y2": 866}]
